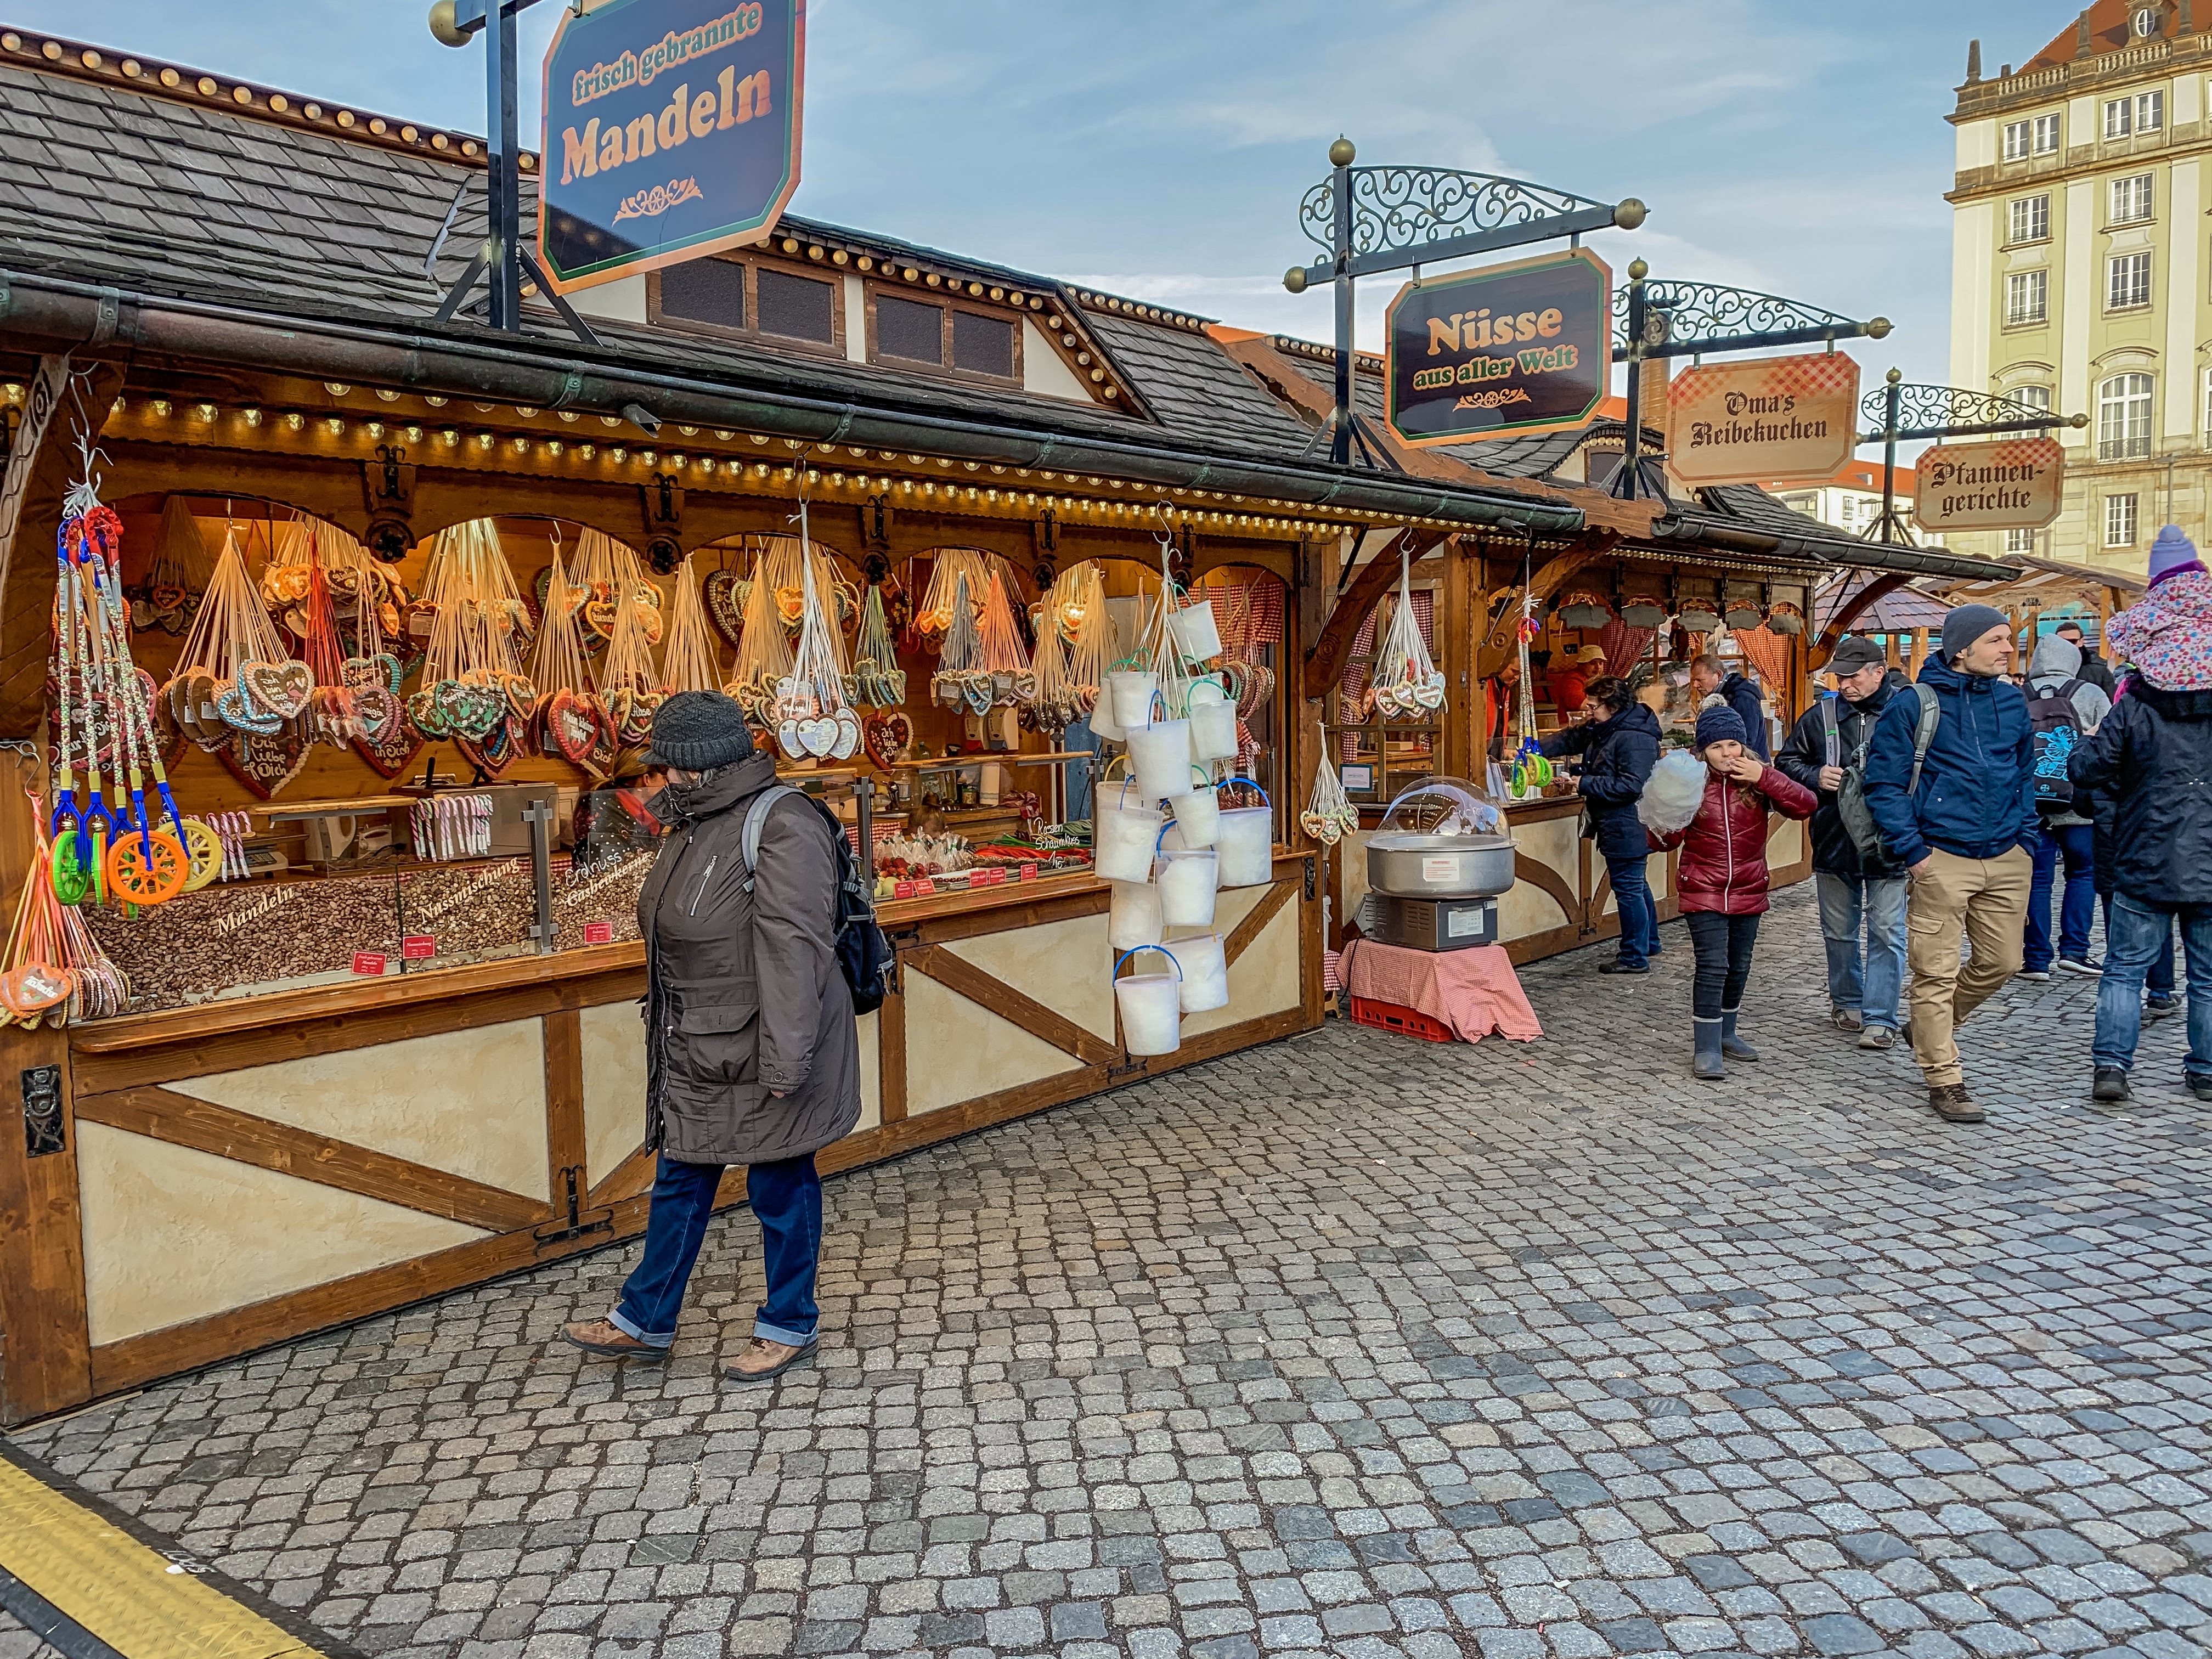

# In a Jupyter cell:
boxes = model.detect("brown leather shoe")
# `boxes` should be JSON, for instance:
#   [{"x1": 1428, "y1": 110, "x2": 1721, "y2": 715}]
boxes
[
  {"x1": 560, "y1": 1318, "x2": 669, "y2": 1362},
  {"x1": 722, "y1": 1335, "x2": 818, "y2": 1386},
  {"x1": 1928, "y1": 1083, "x2": 1985, "y2": 1124}
]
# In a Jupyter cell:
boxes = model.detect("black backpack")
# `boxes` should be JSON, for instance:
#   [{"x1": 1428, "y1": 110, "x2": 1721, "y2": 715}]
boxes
[
  {"x1": 741, "y1": 785, "x2": 896, "y2": 1016},
  {"x1": 1830, "y1": 684, "x2": 1939, "y2": 862},
  {"x1": 2025, "y1": 678, "x2": 2085, "y2": 814}
]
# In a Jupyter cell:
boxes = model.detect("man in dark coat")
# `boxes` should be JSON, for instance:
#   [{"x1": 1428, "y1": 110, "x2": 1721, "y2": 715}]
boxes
[
  {"x1": 1863, "y1": 605, "x2": 2038, "y2": 1125},
  {"x1": 564, "y1": 692, "x2": 861, "y2": 1382},
  {"x1": 1775, "y1": 637, "x2": 1908, "y2": 1048},
  {"x1": 1691, "y1": 652, "x2": 1769, "y2": 759},
  {"x1": 1543, "y1": 676, "x2": 1662, "y2": 973},
  {"x1": 2052, "y1": 619, "x2": 2118, "y2": 699}
]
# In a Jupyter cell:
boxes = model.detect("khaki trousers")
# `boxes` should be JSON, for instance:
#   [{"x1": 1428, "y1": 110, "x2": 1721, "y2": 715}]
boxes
[{"x1": 1906, "y1": 846, "x2": 2033, "y2": 1087}]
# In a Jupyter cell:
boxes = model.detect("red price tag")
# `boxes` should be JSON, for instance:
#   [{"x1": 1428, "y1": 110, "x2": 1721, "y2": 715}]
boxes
[
  {"x1": 988, "y1": 867, "x2": 1009, "y2": 885},
  {"x1": 583, "y1": 921, "x2": 614, "y2": 945},
  {"x1": 401, "y1": 935, "x2": 436, "y2": 961},
  {"x1": 894, "y1": 880, "x2": 917, "y2": 899},
  {"x1": 352, "y1": 952, "x2": 387, "y2": 977},
  {"x1": 1020, "y1": 862, "x2": 1038, "y2": 882}
]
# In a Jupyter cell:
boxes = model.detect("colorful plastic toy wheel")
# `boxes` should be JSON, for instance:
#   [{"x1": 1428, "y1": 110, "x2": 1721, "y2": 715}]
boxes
[
  {"x1": 50, "y1": 834, "x2": 89, "y2": 905},
  {"x1": 178, "y1": 819, "x2": 222, "y2": 892},
  {"x1": 104, "y1": 830, "x2": 188, "y2": 906}
]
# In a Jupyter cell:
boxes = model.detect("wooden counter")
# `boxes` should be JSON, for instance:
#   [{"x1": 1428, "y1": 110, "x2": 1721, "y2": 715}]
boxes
[{"x1": 0, "y1": 851, "x2": 1318, "y2": 1424}]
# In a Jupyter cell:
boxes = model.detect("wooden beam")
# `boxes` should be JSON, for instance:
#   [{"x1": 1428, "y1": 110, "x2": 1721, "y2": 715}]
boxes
[
  {"x1": 1302, "y1": 529, "x2": 1452, "y2": 702},
  {"x1": 1472, "y1": 538, "x2": 1617, "y2": 680},
  {"x1": 0, "y1": 1023, "x2": 89, "y2": 1424},
  {"x1": 1815, "y1": 572, "x2": 1909, "y2": 655},
  {"x1": 904, "y1": 944, "x2": 1119, "y2": 1065},
  {"x1": 542, "y1": 1007, "x2": 586, "y2": 1211},
  {"x1": 586, "y1": 1142, "x2": 656, "y2": 1207},
  {"x1": 1223, "y1": 879, "x2": 1296, "y2": 967},
  {"x1": 73, "y1": 1085, "x2": 549, "y2": 1233}
]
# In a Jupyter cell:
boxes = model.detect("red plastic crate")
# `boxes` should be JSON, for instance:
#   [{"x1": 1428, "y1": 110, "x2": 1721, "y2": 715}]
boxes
[{"x1": 1350, "y1": 996, "x2": 1454, "y2": 1043}]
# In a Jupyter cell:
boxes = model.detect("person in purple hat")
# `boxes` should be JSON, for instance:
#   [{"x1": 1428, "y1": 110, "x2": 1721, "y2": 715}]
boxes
[{"x1": 2068, "y1": 526, "x2": 2212, "y2": 1103}]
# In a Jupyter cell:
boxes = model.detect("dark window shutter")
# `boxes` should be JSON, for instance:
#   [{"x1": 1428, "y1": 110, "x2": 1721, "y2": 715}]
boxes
[
  {"x1": 952, "y1": 311, "x2": 1016, "y2": 378},
  {"x1": 876, "y1": 295, "x2": 944, "y2": 364},
  {"x1": 657, "y1": 259, "x2": 745, "y2": 329},
  {"x1": 757, "y1": 269, "x2": 836, "y2": 342}
]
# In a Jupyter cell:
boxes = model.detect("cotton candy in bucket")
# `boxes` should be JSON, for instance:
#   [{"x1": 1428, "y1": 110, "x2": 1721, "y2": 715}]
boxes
[
  {"x1": 1214, "y1": 777, "x2": 1273, "y2": 888},
  {"x1": 1127, "y1": 718, "x2": 1192, "y2": 799},
  {"x1": 1114, "y1": 946, "x2": 1183, "y2": 1056},
  {"x1": 1186, "y1": 680, "x2": 1240, "y2": 761},
  {"x1": 1108, "y1": 879, "x2": 1164, "y2": 949},
  {"x1": 1167, "y1": 930, "x2": 1228, "y2": 1012},
  {"x1": 1166, "y1": 768, "x2": 1220, "y2": 847},
  {"x1": 1108, "y1": 669, "x2": 1158, "y2": 730},
  {"x1": 1087, "y1": 691, "x2": 1125, "y2": 742},
  {"x1": 1156, "y1": 848, "x2": 1218, "y2": 928},
  {"x1": 1094, "y1": 800, "x2": 1164, "y2": 883},
  {"x1": 1168, "y1": 597, "x2": 1223, "y2": 661}
]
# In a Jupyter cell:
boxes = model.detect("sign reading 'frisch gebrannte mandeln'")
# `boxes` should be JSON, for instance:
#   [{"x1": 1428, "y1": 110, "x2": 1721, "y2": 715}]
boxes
[{"x1": 538, "y1": 0, "x2": 805, "y2": 295}]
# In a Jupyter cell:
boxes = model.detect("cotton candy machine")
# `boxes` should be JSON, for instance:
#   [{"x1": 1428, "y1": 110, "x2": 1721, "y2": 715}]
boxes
[{"x1": 1362, "y1": 775, "x2": 1515, "y2": 951}]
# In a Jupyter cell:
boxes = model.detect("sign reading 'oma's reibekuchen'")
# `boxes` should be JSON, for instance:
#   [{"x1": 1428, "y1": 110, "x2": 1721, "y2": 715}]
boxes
[
  {"x1": 1665, "y1": 353, "x2": 1861, "y2": 488},
  {"x1": 538, "y1": 0, "x2": 805, "y2": 295},
  {"x1": 1383, "y1": 249, "x2": 1612, "y2": 447}
]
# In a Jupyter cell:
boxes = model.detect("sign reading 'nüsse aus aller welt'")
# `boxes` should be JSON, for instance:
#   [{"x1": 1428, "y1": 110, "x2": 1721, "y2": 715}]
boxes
[{"x1": 538, "y1": 0, "x2": 805, "y2": 295}]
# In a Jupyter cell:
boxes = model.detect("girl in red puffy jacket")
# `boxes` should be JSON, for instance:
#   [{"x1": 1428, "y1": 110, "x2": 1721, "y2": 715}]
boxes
[{"x1": 1645, "y1": 707, "x2": 1817, "y2": 1080}]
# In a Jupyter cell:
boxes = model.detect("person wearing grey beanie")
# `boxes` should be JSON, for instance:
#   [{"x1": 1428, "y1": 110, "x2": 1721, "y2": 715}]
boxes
[{"x1": 1861, "y1": 606, "x2": 2039, "y2": 1124}]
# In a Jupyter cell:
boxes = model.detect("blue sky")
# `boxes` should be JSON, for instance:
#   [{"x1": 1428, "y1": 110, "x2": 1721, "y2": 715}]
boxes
[{"x1": 20, "y1": 0, "x2": 2074, "y2": 394}]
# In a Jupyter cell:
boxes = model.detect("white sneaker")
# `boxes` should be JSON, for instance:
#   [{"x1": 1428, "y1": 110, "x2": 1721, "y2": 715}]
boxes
[{"x1": 2018, "y1": 968, "x2": 2052, "y2": 982}]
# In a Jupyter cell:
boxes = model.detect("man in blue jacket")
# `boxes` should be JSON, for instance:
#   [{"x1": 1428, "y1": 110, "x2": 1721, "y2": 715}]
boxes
[{"x1": 1861, "y1": 604, "x2": 2039, "y2": 1125}]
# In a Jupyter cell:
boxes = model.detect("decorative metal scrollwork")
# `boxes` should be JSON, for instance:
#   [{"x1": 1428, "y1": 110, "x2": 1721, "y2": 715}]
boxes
[
  {"x1": 1863, "y1": 382, "x2": 2056, "y2": 432},
  {"x1": 1611, "y1": 281, "x2": 1860, "y2": 353},
  {"x1": 1301, "y1": 167, "x2": 1616, "y2": 259}
]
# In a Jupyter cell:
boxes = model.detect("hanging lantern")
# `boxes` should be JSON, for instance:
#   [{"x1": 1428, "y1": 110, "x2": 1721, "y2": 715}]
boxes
[
  {"x1": 1766, "y1": 599, "x2": 1806, "y2": 635},
  {"x1": 1620, "y1": 593, "x2": 1668, "y2": 629},
  {"x1": 1556, "y1": 589, "x2": 1613, "y2": 631}
]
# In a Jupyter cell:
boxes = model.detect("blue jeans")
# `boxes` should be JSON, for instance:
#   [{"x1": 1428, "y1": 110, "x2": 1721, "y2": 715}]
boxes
[
  {"x1": 1815, "y1": 871, "x2": 1909, "y2": 1031},
  {"x1": 611, "y1": 1152, "x2": 823, "y2": 1348},
  {"x1": 2101, "y1": 894, "x2": 2175, "y2": 996},
  {"x1": 2025, "y1": 822, "x2": 2096, "y2": 970},
  {"x1": 1608, "y1": 853, "x2": 1659, "y2": 967},
  {"x1": 2094, "y1": 895, "x2": 2212, "y2": 1079}
]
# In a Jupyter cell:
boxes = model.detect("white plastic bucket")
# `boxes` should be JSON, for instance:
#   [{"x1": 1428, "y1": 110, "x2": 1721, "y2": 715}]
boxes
[
  {"x1": 1215, "y1": 777, "x2": 1273, "y2": 888},
  {"x1": 1189, "y1": 695, "x2": 1240, "y2": 762},
  {"x1": 1087, "y1": 691, "x2": 1125, "y2": 743},
  {"x1": 1156, "y1": 849, "x2": 1218, "y2": 928},
  {"x1": 1127, "y1": 719, "x2": 1191, "y2": 800},
  {"x1": 1095, "y1": 802, "x2": 1164, "y2": 883},
  {"x1": 1166, "y1": 774, "x2": 1220, "y2": 848},
  {"x1": 1168, "y1": 930, "x2": 1228, "y2": 1012},
  {"x1": 1108, "y1": 879, "x2": 1164, "y2": 949},
  {"x1": 1169, "y1": 599, "x2": 1223, "y2": 662},
  {"x1": 1114, "y1": 946, "x2": 1182, "y2": 1056},
  {"x1": 1108, "y1": 669, "x2": 1158, "y2": 731}
]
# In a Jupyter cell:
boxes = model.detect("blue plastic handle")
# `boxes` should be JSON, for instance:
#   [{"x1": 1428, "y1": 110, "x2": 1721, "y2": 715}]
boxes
[{"x1": 1112, "y1": 945, "x2": 1182, "y2": 981}]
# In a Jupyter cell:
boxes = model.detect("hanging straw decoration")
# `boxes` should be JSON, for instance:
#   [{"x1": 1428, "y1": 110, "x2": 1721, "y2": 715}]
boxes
[
  {"x1": 726, "y1": 541, "x2": 797, "y2": 721},
  {"x1": 976, "y1": 566, "x2": 1034, "y2": 708},
  {"x1": 408, "y1": 520, "x2": 529, "y2": 743},
  {"x1": 168, "y1": 524, "x2": 307, "y2": 745},
  {"x1": 129, "y1": 496, "x2": 210, "y2": 636},
  {"x1": 915, "y1": 548, "x2": 992, "y2": 650},
  {"x1": 528, "y1": 549, "x2": 616, "y2": 769},
  {"x1": 852, "y1": 580, "x2": 906, "y2": 709},
  {"x1": 297, "y1": 556, "x2": 358, "y2": 744},
  {"x1": 1370, "y1": 538, "x2": 1447, "y2": 719},
  {"x1": 1302, "y1": 753, "x2": 1358, "y2": 845},
  {"x1": 1059, "y1": 562, "x2": 1116, "y2": 712},
  {"x1": 773, "y1": 488, "x2": 861, "y2": 761},
  {"x1": 572, "y1": 526, "x2": 662, "y2": 650},
  {"x1": 1029, "y1": 602, "x2": 1077, "y2": 731},
  {"x1": 660, "y1": 555, "x2": 724, "y2": 693},
  {"x1": 930, "y1": 571, "x2": 989, "y2": 713},
  {"x1": 1508, "y1": 558, "x2": 1554, "y2": 799},
  {"x1": 599, "y1": 582, "x2": 665, "y2": 745},
  {"x1": 2, "y1": 794, "x2": 128, "y2": 1024}
]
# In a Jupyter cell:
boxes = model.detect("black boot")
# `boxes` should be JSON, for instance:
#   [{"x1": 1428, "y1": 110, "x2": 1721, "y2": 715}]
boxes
[
  {"x1": 1720, "y1": 1007, "x2": 1759, "y2": 1062},
  {"x1": 1693, "y1": 1017, "x2": 1725, "y2": 1081}
]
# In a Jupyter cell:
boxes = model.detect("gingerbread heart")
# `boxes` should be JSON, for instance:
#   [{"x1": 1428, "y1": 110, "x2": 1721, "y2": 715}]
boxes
[
  {"x1": 354, "y1": 713, "x2": 422, "y2": 779},
  {"x1": 354, "y1": 687, "x2": 401, "y2": 744},
  {"x1": 703, "y1": 568, "x2": 747, "y2": 651},
  {"x1": 829, "y1": 709, "x2": 861, "y2": 761},
  {"x1": 544, "y1": 689, "x2": 596, "y2": 765},
  {"x1": 454, "y1": 714, "x2": 517, "y2": 778},
  {"x1": 221, "y1": 719, "x2": 312, "y2": 800},
  {"x1": 501, "y1": 672, "x2": 537, "y2": 721},
  {"x1": 407, "y1": 688, "x2": 452, "y2": 738},
  {"x1": 217, "y1": 681, "x2": 283, "y2": 734},
  {"x1": 798, "y1": 715, "x2": 838, "y2": 759},
  {"x1": 242, "y1": 659, "x2": 313, "y2": 720}
]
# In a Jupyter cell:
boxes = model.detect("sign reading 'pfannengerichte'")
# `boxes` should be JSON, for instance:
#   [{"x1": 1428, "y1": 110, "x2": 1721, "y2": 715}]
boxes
[
  {"x1": 1913, "y1": 437, "x2": 2065, "y2": 535},
  {"x1": 1667, "y1": 353, "x2": 1860, "y2": 487},
  {"x1": 1384, "y1": 249, "x2": 1612, "y2": 447},
  {"x1": 538, "y1": 0, "x2": 805, "y2": 295}
]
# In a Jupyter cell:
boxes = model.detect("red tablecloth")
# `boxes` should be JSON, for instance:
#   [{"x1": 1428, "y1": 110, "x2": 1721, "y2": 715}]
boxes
[{"x1": 1340, "y1": 937, "x2": 1543, "y2": 1044}]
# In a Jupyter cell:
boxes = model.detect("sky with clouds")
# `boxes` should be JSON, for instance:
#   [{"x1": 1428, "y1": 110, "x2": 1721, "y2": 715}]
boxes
[{"x1": 15, "y1": 0, "x2": 2079, "y2": 396}]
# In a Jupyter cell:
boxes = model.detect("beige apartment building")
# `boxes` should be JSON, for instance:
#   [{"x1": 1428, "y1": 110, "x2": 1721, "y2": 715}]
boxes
[{"x1": 1948, "y1": 0, "x2": 2212, "y2": 574}]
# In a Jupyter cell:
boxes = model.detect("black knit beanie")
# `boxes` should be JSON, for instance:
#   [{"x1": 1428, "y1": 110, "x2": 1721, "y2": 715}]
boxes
[{"x1": 645, "y1": 690, "x2": 757, "y2": 771}]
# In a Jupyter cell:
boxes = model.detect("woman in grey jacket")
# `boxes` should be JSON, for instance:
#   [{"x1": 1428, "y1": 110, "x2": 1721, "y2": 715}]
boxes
[{"x1": 564, "y1": 692, "x2": 860, "y2": 1383}]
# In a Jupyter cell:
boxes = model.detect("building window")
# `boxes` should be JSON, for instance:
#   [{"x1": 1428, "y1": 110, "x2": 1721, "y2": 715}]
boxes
[
  {"x1": 655, "y1": 259, "x2": 745, "y2": 330},
  {"x1": 2137, "y1": 90, "x2": 2166, "y2": 132},
  {"x1": 867, "y1": 289, "x2": 1023, "y2": 382},
  {"x1": 645, "y1": 256, "x2": 842, "y2": 354},
  {"x1": 2035, "y1": 113, "x2": 2062, "y2": 154},
  {"x1": 2106, "y1": 97, "x2": 2133, "y2": 139},
  {"x1": 875, "y1": 295, "x2": 945, "y2": 365},
  {"x1": 2100, "y1": 374, "x2": 2154, "y2": 459},
  {"x1": 2013, "y1": 383, "x2": 2054, "y2": 415},
  {"x1": 2006, "y1": 528, "x2": 2036, "y2": 554},
  {"x1": 755, "y1": 268, "x2": 836, "y2": 344},
  {"x1": 2109, "y1": 251, "x2": 2154, "y2": 309},
  {"x1": 2010, "y1": 194, "x2": 2050, "y2": 244},
  {"x1": 2106, "y1": 493, "x2": 2140, "y2": 546},
  {"x1": 2006, "y1": 269, "x2": 2049, "y2": 325},
  {"x1": 2004, "y1": 120, "x2": 2032, "y2": 161},
  {"x1": 2111, "y1": 172, "x2": 2156, "y2": 225},
  {"x1": 2107, "y1": 91, "x2": 2165, "y2": 138}
]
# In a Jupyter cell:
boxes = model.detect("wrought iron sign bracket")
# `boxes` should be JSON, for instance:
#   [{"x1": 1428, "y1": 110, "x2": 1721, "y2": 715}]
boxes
[{"x1": 1854, "y1": 371, "x2": 2086, "y2": 546}]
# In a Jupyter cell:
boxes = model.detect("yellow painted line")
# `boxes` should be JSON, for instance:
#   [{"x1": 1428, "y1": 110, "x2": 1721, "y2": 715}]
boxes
[{"x1": 0, "y1": 1451, "x2": 336, "y2": 1659}]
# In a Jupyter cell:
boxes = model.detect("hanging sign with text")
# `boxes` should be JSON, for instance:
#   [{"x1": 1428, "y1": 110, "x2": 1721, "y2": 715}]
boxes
[
  {"x1": 1384, "y1": 248, "x2": 1612, "y2": 447},
  {"x1": 1912, "y1": 437, "x2": 2065, "y2": 535},
  {"x1": 1667, "y1": 352, "x2": 1861, "y2": 487},
  {"x1": 539, "y1": 0, "x2": 805, "y2": 295}
]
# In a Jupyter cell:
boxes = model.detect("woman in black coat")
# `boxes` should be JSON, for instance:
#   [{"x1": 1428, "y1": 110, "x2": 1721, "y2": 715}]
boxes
[{"x1": 1543, "y1": 676, "x2": 1663, "y2": 973}]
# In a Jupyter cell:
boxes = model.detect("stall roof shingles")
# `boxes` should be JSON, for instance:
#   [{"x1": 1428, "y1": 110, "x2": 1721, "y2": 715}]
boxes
[{"x1": 1079, "y1": 312, "x2": 1315, "y2": 460}]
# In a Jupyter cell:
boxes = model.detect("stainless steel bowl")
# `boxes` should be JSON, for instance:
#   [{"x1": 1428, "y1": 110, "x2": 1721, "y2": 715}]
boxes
[{"x1": 1366, "y1": 832, "x2": 1517, "y2": 898}]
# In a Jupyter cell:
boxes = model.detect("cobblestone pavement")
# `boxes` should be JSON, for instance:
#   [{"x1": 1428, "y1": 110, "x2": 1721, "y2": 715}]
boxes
[{"x1": 5, "y1": 882, "x2": 2211, "y2": 1659}]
